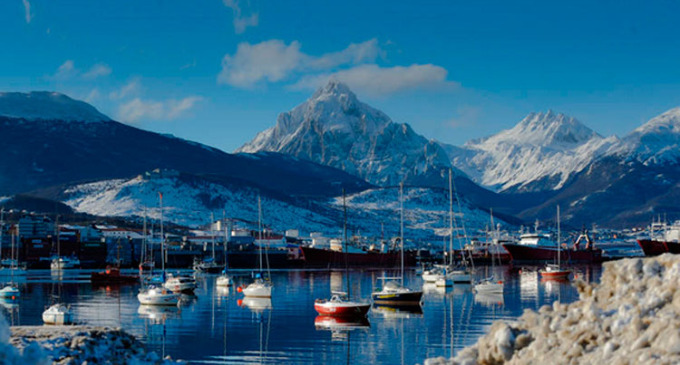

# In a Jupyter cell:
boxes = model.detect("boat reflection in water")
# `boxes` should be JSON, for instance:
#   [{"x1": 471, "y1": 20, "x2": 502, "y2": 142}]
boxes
[
  {"x1": 216, "y1": 286, "x2": 231, "y2": 297},
  {"x1": 371, "y1": 304, "x2": 423, "y2": 319},
  {"x1": 137, "y1": 304, "x2": 181, "y2": 324},
  {"x1": 314, "y1": 315, "x2": 370, "y2": 342},
  {"x1": 474, "y1": 292, "x2": 504, "y2": 307},
  {"x1": 238, "y1": 297, "x2": 272, "y2": 312}
]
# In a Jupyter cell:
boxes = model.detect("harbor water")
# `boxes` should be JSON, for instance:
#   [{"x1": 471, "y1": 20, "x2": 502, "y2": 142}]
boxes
[{"x1": 0, "y1": 265, "x2": 602, "y2": 364}]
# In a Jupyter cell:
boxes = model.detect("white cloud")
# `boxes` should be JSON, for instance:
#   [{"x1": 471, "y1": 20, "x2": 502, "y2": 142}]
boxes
[
  {"x1": 52, "y1": 60, "x2": 77, "y2": 80},
  {"x1": 117, "y1": 96, "x2": 203, "y2": 123},
  {"x1": 109, "y1": 78, "x2": 141, "y2": 100},
  {"x1": 218, "y1": 39, "x2": 382, "y2": 88},
  {"x1": 290, "y1": 64, "x2": 457, "y2": 97},
  {"x1": 22, "y1": 0, "x2": 32, "y2": 24},
  {"x1": 223, "y1": 0, "x2": 259, "y2": 34},
  {"x1": 84, "y1": 88, "x2": 101, "y2": 103},
  {"x1": 82, "y1": 63, "x2": 112, "y2": 80}
]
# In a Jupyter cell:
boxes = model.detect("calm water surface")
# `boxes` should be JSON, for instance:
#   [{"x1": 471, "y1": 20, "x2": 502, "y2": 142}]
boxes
[{"x1": 0, "y1": 265, "x2": 602, "y2": 364}]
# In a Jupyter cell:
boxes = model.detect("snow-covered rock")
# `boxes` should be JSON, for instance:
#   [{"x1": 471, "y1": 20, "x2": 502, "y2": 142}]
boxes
[
  {"x1": 237, "y1": 80, "x2": 455, "y2": 187},
  {"x1": 9, "y1": 325, "x2": 181, "y2": 364},
  {"x1": 445, "y1": 111, "x2": 620, "y2": 192},
  {"x1": 425, "y1": 254, "x2": 680, "y2": 364},
  {"x1": 0, "y1": 92, "x2": 110, "y2": 123}
]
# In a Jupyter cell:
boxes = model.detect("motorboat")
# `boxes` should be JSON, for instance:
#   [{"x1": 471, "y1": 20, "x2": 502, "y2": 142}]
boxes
[
  {"x1": 137, "y1": 285, "x2": 180, "y2": 306},
  {"x1": 42, "y1": 303, "x2": 74, "y2": 325},
  {"x1": 240, "y1": 278, "x2": 272, "y2": 298},
  {"x1": 372, "y1": 281, "x2": 423, "y2": 305},
  {"x1": 314, "y1": 292, "x2": 370, "y2": 317},
  {"x1": 216, "y1": 273, "x2": 233, "y2": 287},
  {"x1": 539, "y1": 207, "x2": 572, "y2": 281},
  {"x1": 163, "y1": 274, "x2": 197, "y2": 293},
  {"x1": 0, "y1": 285, "x2": 20, "y2": 299},
  {"x1": 474, "y1": 278, "x2": 504, "y2": 294}
]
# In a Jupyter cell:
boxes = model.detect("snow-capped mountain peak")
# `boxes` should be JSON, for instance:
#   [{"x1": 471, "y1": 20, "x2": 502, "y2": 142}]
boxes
[
  {"x1": 479, "y1": 110, "x2": 601, "y2": 149},
  {"x1": 237, "y1": 81, "x2": 455, "y2": 187},
  {"x1": 0, "y1": 91, "x2": 110, "y2": 123},
  {"x1": 620, "y1": 107, "x2": 680, "y2": 165}
]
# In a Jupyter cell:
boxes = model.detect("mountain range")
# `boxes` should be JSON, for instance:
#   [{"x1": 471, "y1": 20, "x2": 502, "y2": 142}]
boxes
[{"x1": 2, "y1": 85, "x2": 680, "y2": 230}]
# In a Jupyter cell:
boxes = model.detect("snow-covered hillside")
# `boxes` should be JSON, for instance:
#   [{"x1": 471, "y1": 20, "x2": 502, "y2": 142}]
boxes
[
  {"x1": 237, "y1": 80, "x2": 455, "y2": 187},
  {"x1": 61, "y1": 171, "x2": 510, "y2": 246},
  {"x1": 618, "y1": 107, "x2": 680, "y2": 165},
  {"x1": 445, "y1": 111, "x2": 620, "y2": 192},
  {"x1": 0, "y1": 91, "x2": 110, "y2": 123}
]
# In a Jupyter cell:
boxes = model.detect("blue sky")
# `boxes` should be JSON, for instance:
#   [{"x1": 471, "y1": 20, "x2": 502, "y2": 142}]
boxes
[{"x1": 2, "y1": 0, "x2": 680, "y2": 152}]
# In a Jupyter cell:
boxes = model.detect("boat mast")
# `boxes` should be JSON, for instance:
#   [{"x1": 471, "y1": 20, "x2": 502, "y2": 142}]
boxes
[
  {"x1": 211, "y1": 212, "x2": 216, "y2": 261},
  {"x1": 400, "y1": 182, "x2": 404, "y2": 283},
  {"x1": 557, "y1": 205, "x2": 561, "y2": 268},
  {"x1": 343, "y1": 188, "x2": 350, "y2": 297},
  {"x1": 258, "y1": 195, "x2": 263, "y2": 274},
  {"x1": 223, "y1": 209, "x2": 228, "y2": 268},
  {"x1": 448, "y1": 169, "x2": 453, "y2": 267},
  {"x1": 159, "y1": 192, "x2": 165, "y2": 276}
]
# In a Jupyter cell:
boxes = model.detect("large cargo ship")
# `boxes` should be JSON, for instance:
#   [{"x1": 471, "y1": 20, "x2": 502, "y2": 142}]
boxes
[
  {"x1": 298, "y1": 246, "x2": 417, "y2": 269},
  {"x1": 636, "y1": 220, "x2": 680, "y2": 256}
]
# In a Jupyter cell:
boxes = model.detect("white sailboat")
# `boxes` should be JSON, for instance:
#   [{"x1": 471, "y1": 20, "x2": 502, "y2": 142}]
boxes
[
  {"x1": 240, "y1": 196, "x2": 272, "y2": 298},
  {"x1": 1, "y1": 216, "x2": 21, "y2": 300},
  {"x1": 436, "y1": 170, "x2": 472, "y2": 287},
  {"x1": 474, "y1": 209, "x2": 504, "y2": 294},
  {"x1": 50, "y1": 215, "x2": 80, "y2": 270},
  {"x1": 138, "y1": 193, "x2": 180, "y2": 306},
  {"x1": 372, "y1": 183, "x2": 423, "y2": 306},
  {"x1": 216, "y1": 211, "x2": 233, "y2": 287}
]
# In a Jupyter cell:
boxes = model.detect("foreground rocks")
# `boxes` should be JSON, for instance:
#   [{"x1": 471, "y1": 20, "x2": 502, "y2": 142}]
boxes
[
  {"x1": 5, "y1": 325, "x2": 181, "y2": 365},
  {"x1": 426, "y1": 254, "x2": 680, "y2": 365}
]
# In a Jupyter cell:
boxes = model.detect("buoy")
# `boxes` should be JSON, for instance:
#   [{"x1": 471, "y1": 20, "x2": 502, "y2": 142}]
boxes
[
  {"x1": 497, "y1": 281, "x2": 503, "y2": 284},
  {"x1": 237, "y1": 299, "x2": 243, "y2": 306},
  {"x1": 237, "y1": 286, "x2": 243, "y2": 293}
]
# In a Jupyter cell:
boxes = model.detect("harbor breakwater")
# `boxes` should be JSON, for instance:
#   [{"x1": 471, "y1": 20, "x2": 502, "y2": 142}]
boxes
[
  {"x1": 2, "y1": 323, "x2": 181, "y2": 364},
  {"x1": 426, "y1": 254, "x2": 680, "y2": 364}
]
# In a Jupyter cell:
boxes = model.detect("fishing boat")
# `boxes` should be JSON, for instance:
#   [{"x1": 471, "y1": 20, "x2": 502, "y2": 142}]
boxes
[
  {"x1": 637, "y1": 218, "x2": 680, "y2": 256},
  {"x1": 315, "y1": 191, "x2": 371, "y2": 317},
  {"x1": 372, "y1": 184, "x2": 423, "y2": 306},
  {"x1": 540, "y1": 207, "x2": 572, "y2": 280},
  {"x1": 240, "y1": 196, "x2": 273, "y2": 298},
  {"x1": 91, "y1": 266, "x2": 139, "y2": 284},
  {"x1": 42, "y1": 303, "x2": 74, "y2": 325},
  {"x1": 502, "y1": 222, "x2": 603, "y2": 263},
  {"x1": 138, "y1": 193, "x2": 180, "y2": 307}
]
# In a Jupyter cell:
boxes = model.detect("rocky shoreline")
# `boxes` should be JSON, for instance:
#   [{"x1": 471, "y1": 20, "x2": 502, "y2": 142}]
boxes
[
  {"x1": 425, "y1": 254, "x2": 680, "y2": 365},
  {"x1": 2, "y1": 324, "x2": 181, "y2": 364}
]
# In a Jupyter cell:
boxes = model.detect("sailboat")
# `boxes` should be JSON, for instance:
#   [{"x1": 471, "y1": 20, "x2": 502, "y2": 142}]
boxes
[
  {"x1": 138, "y1": 193, "x2": 180, "y2": 306},
  {"x1": 540, "y1": 206, "x2": 572, "y2": 280},
  {"x1": 436, "y1": 169, "x2": 472, "y2": 287},
  {"x1": 474, "y1": 210, "x2": 504, "y2": 294},
  {"x1": 194, "y1": 212, "x2": 224, "y2": 274},
  {"x1": 50, "y1": 215, "x2": 80, "y2": 270},
  {"x1": 0, "y1": 224, "x2": 20, "y2": 300},
  {"x1": 315, "y1": 190, "x2": 370, "y2": 317},
  {"x1": 43, "y1": 244, "x2": 74, "y2": 325},
  {"x1": 372, "y1": 183, "x2": 423, "y2": 306},
  {"x1": 216, "y1": 211, "x2": 233, "y2": 287},
  {"x1": 240, "y1": 195, "x2": 273, "y2": 298}
]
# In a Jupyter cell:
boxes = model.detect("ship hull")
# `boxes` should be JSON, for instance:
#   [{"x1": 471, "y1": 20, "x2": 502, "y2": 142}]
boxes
[
  {"x1": 299, "y1": 247, "x2": 416, "y2": 269},
  {"x1": 637, "y1": 239, "x2": 669, "y2": 256},
  {"x1": 502, "y1": 244, "x2": 603, "y2": 264}
]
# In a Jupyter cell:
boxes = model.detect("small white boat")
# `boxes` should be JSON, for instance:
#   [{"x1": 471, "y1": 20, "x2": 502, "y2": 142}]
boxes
[
  {"x1": 164, "y1": 274, "x2": 197, "y2": 293},
  {"x1": 42, "y1": 303, "x2": 74, "y2": 325},
  {"x1": 50, "y1": 256, "x2": 80, "y2": 270},
  {"x1": 474, "y1": 277, "x2": 504, "y2": 294},
  {"x1": 422, "y1": 266, "x2": 444, "y2": 283},
  {"x1": 216, "y1": 274, "x2": 233, "y2": 287},
  {"x1": 137, "y1": 285, "x2": 180, "y2": 306},
  {"x1": 0, "y1": 285, "x2": 20, "y2": 299},
  {"x1": 448, "y1": 269, "x2": 472, "y2": 283},
  {"x1": 241, "y1": 278, "x2": 272, "y2": 298}
]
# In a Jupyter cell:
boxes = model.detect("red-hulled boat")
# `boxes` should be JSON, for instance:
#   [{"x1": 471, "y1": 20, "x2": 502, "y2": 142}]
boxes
[
  {"x1": 299, "y1": 246, "x2": 416, "y2": 269},
  {"x1": 91, "y1": 266, "x2": 139, "y2": 284},
  {"x1": 314, "y1": 293, "x2": 370, "y2": 317},
  {"x1": 503, "y1": 231, "x2": 603, "y2": 264},
  {"x1": 636, "y1": 239, "x2": 669, "y2": 256}
]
